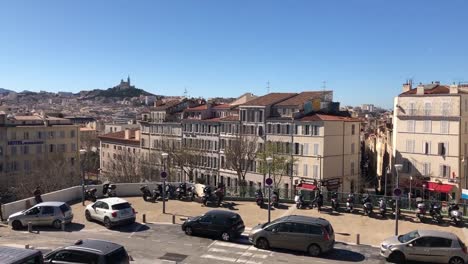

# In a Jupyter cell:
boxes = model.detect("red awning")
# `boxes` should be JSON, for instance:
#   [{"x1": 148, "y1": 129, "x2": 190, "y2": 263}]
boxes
[
  {"x1": 297, "y1": 183, "x2": 318, "y2": 191},
  {"x1": 425, "y1": 182, "x2": 454, "y2": 193}
]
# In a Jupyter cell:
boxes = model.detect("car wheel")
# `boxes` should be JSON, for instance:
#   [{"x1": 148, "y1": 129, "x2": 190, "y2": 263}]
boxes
[
  {"x1": 53, "y1": 219, "x2": 62, "y2": 229},
  {"x1": 85, "y1": 210, "x2": 92, "y2": 221},
  {"x1": 12, "y1": 220, "x2": 23, "y2": 230},
  {"x1": 307, "y1": 244, "x2": 321, "y2": 257},
  {"x1": 256, "y1": 238, "x2": 269, "y2": 250},
  {"x1": 185, "y1": 226, "x2": 193, "y2": 236},
  {"x1": 389, "y1": 251, "x2": 405, "y2": 264},
  {"x1": 449, "y1": 257, "x2": 465, "y2": 264},
  {"x1": 103, "y1": 217, "x2": 112, "y2": 229},
  {"x1": 221, "y1": 232, "x2": 231, "y2": 241}
]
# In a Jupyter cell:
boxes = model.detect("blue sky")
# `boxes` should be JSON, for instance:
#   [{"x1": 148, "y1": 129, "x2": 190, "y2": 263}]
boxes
[{"x1": 1, "y1": 0, "x2": 467, "y2": 108}]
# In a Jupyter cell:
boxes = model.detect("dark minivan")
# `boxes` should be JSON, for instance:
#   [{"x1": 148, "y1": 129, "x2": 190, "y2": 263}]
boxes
[
  {"x1": 0, "y1": 246, "x2": 43, "y2": 264},
  {"x1": 182, "y1": 210, "x2": 245, "y2": 241}
]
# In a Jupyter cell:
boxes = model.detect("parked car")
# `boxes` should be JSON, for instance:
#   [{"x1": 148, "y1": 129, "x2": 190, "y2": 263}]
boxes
[
  {"x1": 182, "y1": 210, "x2": 245, "y2": 241},
  {"x1": 248, "y1": 215, "x2": 335, "y2": 257},
  {"x1": 85, "y1": 198, "x2": 136, "y2": 229},
  {"x1": 380, "y1": 230, "x2": 467, "y2": 264},
  {"x1": 0, "y1": 245, "x2": 43, "y2": 264},
  {"x1": 7, "y1": 202, "x2": 73, "y2": 230},
  {"x1": 44, "y1": 239, "x2": 131, "y2": 264}
]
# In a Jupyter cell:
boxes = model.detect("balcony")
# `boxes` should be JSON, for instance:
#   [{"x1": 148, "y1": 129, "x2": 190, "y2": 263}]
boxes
[{"x1": 396, "y1": 107, "x2": 459, "y2": 120}]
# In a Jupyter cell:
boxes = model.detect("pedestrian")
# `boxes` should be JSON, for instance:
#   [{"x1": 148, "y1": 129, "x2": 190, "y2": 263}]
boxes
[
  {"x1": 313, "y1": 191, "x2": 323, "y2": 212},
  {"x1": 33, "y1": 186, "x2": 43, "y2": 204}
]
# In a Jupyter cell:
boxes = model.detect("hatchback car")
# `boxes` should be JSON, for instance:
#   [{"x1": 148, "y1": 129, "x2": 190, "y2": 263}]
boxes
[
  {"x1": 249, "y1": 215, "x2": 335, "y2": 257},
  {"x1": 0, "y1": 246, "x2": 43, "y2": 264},
  {"x1": 182, "y1": 210, "x2": 245, "y2": 241},
  {"x1": 8, "y1": 202, "x2": 73, "y2": 230},
  {"x1": 85, "y1": 198, "x2": 136, "y2": 229},
  {"x1": 380, "y1": 230, "x2": 467, "y2": 264},
  {"x1": 44, "y1": 239, "x2": 131, "y2": 264}
]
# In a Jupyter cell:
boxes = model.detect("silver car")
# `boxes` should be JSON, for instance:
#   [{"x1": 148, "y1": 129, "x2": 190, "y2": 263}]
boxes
[
  {"x1": 7, "y1": 201, "x2": 73, "y2": 230},
  {"x1": 380, "y1": 230, "x2": 467, "y2": 264},
  {"x1": 248, "y1": 215, "x2": 335, "y2": 257}
]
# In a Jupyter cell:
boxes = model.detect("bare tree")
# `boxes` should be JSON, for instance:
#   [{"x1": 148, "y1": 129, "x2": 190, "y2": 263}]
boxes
[
  {"x1": 106, "y1": 149, "x2": 147, "y2": 183},
  {"x1": 224, "y1": 132, "x2": 258, "y2": 196},
  {"x1": 257, "y1": 141, "x2": 297, "y2": 190}
]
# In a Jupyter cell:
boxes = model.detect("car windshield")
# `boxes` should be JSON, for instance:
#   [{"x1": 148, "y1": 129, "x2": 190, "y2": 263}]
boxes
[
  {"x1": 262, "y1": 218, "x2": 282, "y2": 228},
  {"x1": 112, "y1": 203, "x2": 131, "y2": 210},
  {"x1": 398, "y1": 230, "x2": 420, "y2": 243},
  {"x1": 106, "y1": 247, "x2": 129, "y2": 264},
  {"x1": 227, "y1": 215, "x2": 242, "y2": 225}
]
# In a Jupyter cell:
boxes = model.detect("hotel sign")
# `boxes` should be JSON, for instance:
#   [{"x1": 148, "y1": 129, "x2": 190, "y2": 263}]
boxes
[{"x1": 7, "y1": 141, "x2": 44, "y2": 146}]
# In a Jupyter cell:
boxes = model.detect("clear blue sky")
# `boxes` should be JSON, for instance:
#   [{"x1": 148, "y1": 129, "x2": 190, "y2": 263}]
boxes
[{"x1": 1, "y1": 0, "x2": 468, "y2": 108}]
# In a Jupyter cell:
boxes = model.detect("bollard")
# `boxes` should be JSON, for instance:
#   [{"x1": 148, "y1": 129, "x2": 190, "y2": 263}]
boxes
[
  {"x1": 142, "y1": 214, "x2": 146, "y2": 223},
  {"x1": 28, "y1": 222, "x2": 32, "y2": 233},
  {"x1": 356, "y1": 234, "x2": 360, "y2": 245},
  {"x1": 61, "y1": 221, "x2": 66, "y2": 231},
  {"x1": 172, "y1": 215, "x2": 176, "y2": 224}
]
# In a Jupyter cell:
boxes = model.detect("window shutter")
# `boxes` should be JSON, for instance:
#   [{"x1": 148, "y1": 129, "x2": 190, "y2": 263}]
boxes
[
  {"x1": 438, "y1": 142, "x2": 443, "y2": 155},
  {"x1": 439, "y1": 165, "x2": 444, "y2": 177}
]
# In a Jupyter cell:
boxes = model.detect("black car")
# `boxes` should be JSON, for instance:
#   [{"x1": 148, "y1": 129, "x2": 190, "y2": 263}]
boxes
[
  {"x1": 182, "y1": 210, "x2": 245, "y2": 241},
  {"x1": 0, "y1": 246, "x2": 43, "y2": 264},
  {"x1": 44, "y1": 239, "x2": 131, "y2": 264}
]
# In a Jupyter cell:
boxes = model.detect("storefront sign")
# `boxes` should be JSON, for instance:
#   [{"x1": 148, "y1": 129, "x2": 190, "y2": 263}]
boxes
[
  {"x1": 462, "y1": 189, "x2": 468, "y2": 200},
  {"x1": 7, "y1": 141, "x2": 44, "y2": 146}
]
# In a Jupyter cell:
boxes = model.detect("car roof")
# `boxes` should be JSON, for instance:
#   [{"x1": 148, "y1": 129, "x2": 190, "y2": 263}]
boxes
[
  {"x1": 417, "y1": 230, "x2": 458, "y2": 240},
  {"x1": 0, "y1": 246, "x2": 42, "y2": 264},
  {"x1": 280, "y1": 215, "x2": 331, "y2": 226},
  {"x1": 35, "y1": 201, "x2": 67, "y2": 207},
  {"x1": 97, "y1": 197, "x2": 128, "y2": 205},
  {"x1": 64, "y1": 239, "x2": 123, "y2": 255},
  {"x1": 205, "y1": 210, "x2": 240, "y2": 218}
]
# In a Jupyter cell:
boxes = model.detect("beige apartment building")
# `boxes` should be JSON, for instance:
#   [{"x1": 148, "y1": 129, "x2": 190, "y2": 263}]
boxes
[
  {"x1": 393, "y1": 82, "x2": 468, "y2": 201},
  {"x1": 0, "y1": 112, "x2": 80, "y2": 189}
]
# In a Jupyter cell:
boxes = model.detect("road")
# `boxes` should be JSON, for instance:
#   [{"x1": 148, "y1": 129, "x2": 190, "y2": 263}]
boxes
[{"x1": 0, "y1": 221, "x2": 389, "y2": 264}]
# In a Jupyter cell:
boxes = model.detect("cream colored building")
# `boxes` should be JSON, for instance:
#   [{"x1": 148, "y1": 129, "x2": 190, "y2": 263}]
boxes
[
  {"x1": 393, "y1": 82, "x2": 468, "y2": 201},
  {"x1": 0, "y1": 112, "x2": 80, "y2": 187}
]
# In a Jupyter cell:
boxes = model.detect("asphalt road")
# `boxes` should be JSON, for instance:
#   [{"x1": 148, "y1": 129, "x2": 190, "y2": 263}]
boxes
[{"x1": 0, "y1": 221, "x2": 391, "y2": 264}]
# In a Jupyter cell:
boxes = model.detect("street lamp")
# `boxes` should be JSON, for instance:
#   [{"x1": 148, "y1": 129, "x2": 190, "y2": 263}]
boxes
[
  {"x1": 409, "y1": 176, "x2": 413, "y2": 210},
  {"x1": 422, "y1": 183, "x2": 426, "y2": 201},
  {"x1": 394, "y1": 164, "x2": 403, "y2": 236},
  {"x1": 79, "y1": 149, "x2": 87, "y2": 206},
  {"x1": 384, "y1": 166, "x2": 391, "y2": 196},
  {"x1": 161, "y1": 152, "x2": 169, "y2": 214},
  {"x1": 316, "y1": 155, "x2": 322, "y2": 191},
  {"x1": 266, "y1": 157, "x2": 273, "y2": 223}
]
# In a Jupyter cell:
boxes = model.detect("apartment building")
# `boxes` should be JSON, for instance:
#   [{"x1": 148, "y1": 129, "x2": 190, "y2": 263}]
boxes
[
  {"x1": 393, "y1": 82, "x2": 468, "y2": 201},
  {"x1": 0, "y1": 112, "x2": 80, "y2": 186}
]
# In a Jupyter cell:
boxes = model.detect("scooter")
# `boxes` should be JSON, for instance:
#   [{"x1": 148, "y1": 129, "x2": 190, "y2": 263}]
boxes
[
  {"x1": 362, "y1": 196, "x2": 373, "y2": 216},
  {"x1": 176, "y1": 183, "x2": 188, "y2": 200},
  {"x1": 429, "y1": 202, "x2": 443, "y2": 224},
  {"x1": 255, "y1": 190, "x2": 264, "y2": 207},
  {"x1": 416, "y1": 201, "x2": 426, "y2": 221},
  {"x1": 345, "y1": 194, "x2": 354, "y2": 213},
  {"x1": 448, "y1": 203, "x2": 464, "y2": 226},
  {"x1": 271, "y1": 192, "x2": 279, "y2": 208},
  {"x1": 102, "y1": 183, "x2": 117, "y2": 197},
  {"x1": 84, "y1": 188, "x2": 97, "y2": 202},
  {"x1": 378, "y1": 199, "x2": 387, "y2": 218},
  {"x1": 295, "y1": 195, "x2": 311, "y2": 209},
  {"x1": 140, "y1": 185, "x2": 159, "y2": 202},
  {"x1": 331, "y1": 194, "x2": 339, "y2": 212},
  {"x1": 202, "y1": 186, "x2": 223, "y2": 206}
]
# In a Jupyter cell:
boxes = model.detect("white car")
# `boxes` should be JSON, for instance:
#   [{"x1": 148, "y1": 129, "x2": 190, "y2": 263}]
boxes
[{"x1": 85, "y1": 198, "x2": 136, "y2": 229}]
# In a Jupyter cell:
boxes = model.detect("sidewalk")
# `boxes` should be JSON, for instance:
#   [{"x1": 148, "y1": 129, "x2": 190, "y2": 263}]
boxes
[{"x1": 70, "y1": 198, "x2": 467, "y2": 247}]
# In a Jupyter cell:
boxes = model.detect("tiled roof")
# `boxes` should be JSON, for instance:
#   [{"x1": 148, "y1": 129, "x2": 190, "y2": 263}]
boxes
[
  {"x1": 241, "y1": 93, "x2": 297, "y2": 106},
  {"x1": 275, "y1": 91, "x2": 332, "y2": 106},
  {"x1": 153, "y1": 100, "x2": 180, "y2": 111},
  {"x1": 400, "y1": 85, "x2": 468, "y2": 96},
  {"x1": 212, "y1": 104, "x2": 232, "y2": 109},
  {"x1": 98, "y1": 129, "x2": 140, "y2": 144},
  {"x1": 298, "y1": 114, "x2": 360, "y2": 122},
  {"x1": 220, "y1": 115, "x2": 240, "y2": 121},
  {"x1": 185, "y1": 104, "x2": 208, "y2": 111}
]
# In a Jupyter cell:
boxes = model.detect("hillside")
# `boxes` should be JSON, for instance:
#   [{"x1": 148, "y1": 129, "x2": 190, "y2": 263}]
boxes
[{"x1": 82, "y1": 86, "x2": 154, "y2": 100}]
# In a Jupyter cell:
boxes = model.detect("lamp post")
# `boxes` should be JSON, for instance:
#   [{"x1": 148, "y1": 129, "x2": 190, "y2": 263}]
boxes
[
  {"x1": 79, "y1": 149, "x2": 87, "y2": 206},
  {"x1": 409, "y1": 176, "x2": 413, "y2": 210},
  {"x1": 384, "y1": 166, "x2": 391, "y2": 196},
  {"x1": 266, "y1": 157, "x2": 273, "y2": 223},
  {"x1": 422, "y1": 183, "x2": 426, "y2": 201},
  {"x1": 161, "y1": 152, "x2": 169, "y2": 214},
  {"x1": 394, "y1": 164, "x2": 403, "y2": 236},
  {"x1": 316, "y1": 155, "x2": 322, "y2": 191}
]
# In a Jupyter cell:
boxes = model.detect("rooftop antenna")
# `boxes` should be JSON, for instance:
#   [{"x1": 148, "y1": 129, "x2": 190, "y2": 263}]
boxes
[
  {"x1": 184, "y1": 87, "x2": 188, "y2": 98},
  {"x1": 321, "y1": 81, "x2": 327, "y2": 100},
  {"x1": 267, "y1": 81, "x2": 270, "y2": 94}
]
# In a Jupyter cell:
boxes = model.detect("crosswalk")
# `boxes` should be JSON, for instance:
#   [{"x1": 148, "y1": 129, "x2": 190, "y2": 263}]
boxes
[{"x1": 200, "y1": 228, "x2": 273, "y2": 264}]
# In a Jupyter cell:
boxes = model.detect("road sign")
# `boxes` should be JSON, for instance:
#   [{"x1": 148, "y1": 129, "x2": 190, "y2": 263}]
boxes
[
  {"x1": 160, "y1": 171, "x2": 167, "y2": 179},
  {"x1": 265, "y1": 178, "x2": 273, "y2": 186},
  {"x1": 393, "y1": 188, "x2": 402, "y2": 197},
  {"x1": 462, "y1": 189, "x2": 468, "y2": 200}
]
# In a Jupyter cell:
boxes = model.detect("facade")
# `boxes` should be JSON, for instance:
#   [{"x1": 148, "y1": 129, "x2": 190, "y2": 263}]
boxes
[
  {"x1": 393, "y1": 82, "x2": 468, "y2": 201},
  {"x1": 0, "y1": 112, "x2": 80, "y2": 187}
]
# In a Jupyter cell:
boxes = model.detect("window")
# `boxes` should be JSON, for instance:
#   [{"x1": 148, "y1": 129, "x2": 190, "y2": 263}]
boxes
[
  {"x1": 351, "y1": 124, "x2": 356, "y2": 135},
  {"x1": 422, "y1": 162, "x2": 431, "y2": 176},
  {"x1": 36, "y1": 145, "x2": 42, "y2": 154},
  {"x1": 70, "y1": 130, "x2": 76, "y2": 138},
  {"x1": 303, "y1": 143, "x2": 309, "y2": 155},
  {"x1": 313, "y1": 165, "x2": 319, "y2": 178},
  {"x1": 408, "y1": 102, "x2": 416, "y2": 115},
  {"x1": 438, "y1": 142, "x2": 448, "y2": 156},
  {"x1": 42, "y1": 206, "x2": 54, "y2": 215},
  {"x1": 10, "y1": 132, "x2": 16, "y2": 140},
  {"x1": 424, "y1": 120, "x2": 431, "y2": 133},
  {"x1": 59, "y1": 131, "x2": 65, "y2": 138},
  {"x1": 303, "y1": 164, "x2": 308, "y2": 176},
  {"x1": 407, "y1": 120, "x2": 415, "y2": 132},
  {"x1": 23, "y1": 131, "x2": 29, "y2": 140},
  {"x1": 403, "y1": 160, "x2": 412, "y2": 173},
  {"x1": 312, "y1": 126, "x2": 319, "y2": 136},
  {"x1": 442, "y1": 102, "x2": 450, "y2": 116},
  {"x1": 406, "y1": 140, "x2": 415, "y2": 153},
  {"x1": 23, "y1": 146, "x2": 29, "y2": 154},
  {"x1": 24, "y1": 160, "x2": 31, "y2": 171},
  {"x1": 423, "y1": 141, "x2": 430, "y2": 155},
  {"x1": 48, "y1": 131, "x2": 54, "y2": 138},
  {"x1": 440, "y1": 121, "x2": 449, "y2": 134},
  {"x1": 424, "y1": 102, "x2": 432, "y2": 116},
  {"x1": 307, "y1": 225, "x2": 323, "y2": 235},
  {"x1": 49, "y1": 144, "x2": 55, "y2": 153},
  {"x1": 351, "y1": 143, "x2": 355, "y2": 154},
  {"x1": 313, "y1": 144, "x2": 319, "y2": 155},
  {"x1": 37, "y1": 131, "x2": 43, "y2": 139},
  {"x1": 11, "y1": 146, "x2": 17, "y2": 156},
  {"x1": 71, "y1": 143, "x2": 77, "y2": 152},
  {"x1": 58, "y1": 144, "x2": 66, "y2": 152},
  {"x1": 304, "y1": 125, "x2": 310, "y2": 135},
  {"x1": 465, "y1": 143, "x2": 468, "y2": 156},
  {"x1": 291, "y1": 223, "x2": 309, "y2": 234},
  {"x1": 440, "y1": 165, "x2": 451, "y2": 178}
]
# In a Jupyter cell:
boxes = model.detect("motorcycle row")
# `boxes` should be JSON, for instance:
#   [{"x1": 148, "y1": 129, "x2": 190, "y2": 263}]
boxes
[
  {"x1": 254, "y1": 189, "x2": 279, "y2": 208},
  {"x1": 84, "y1": 182, "x2": 117, "y2": 202},
  {"x1": 293, "y1": 192, "x2": 464, "y2": 227}
]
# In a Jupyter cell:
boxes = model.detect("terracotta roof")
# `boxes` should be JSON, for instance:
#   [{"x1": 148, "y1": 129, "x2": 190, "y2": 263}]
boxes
[
  {"x1": 153, "y1": 100, "x2": 180, "y2": 111},
  {"x1": 400, "y1": 84, "x2": 468, "y2": 96},
  {"x1": 99, "y1": 129, "x2": 140, "y2": 144},
  {"x1": 241, "y1": 93, "x2": 297, "y2": 106},
  {"x1": 275, "y1": 91, "x2": 332, "y2": 106},
  {"x1": 212, "y1": 104, "x2": 231, "y2": 109},
  {"x1": 298, "y1": 114, "x2": 360, "y2": 122},
  {"x1": 220, "y1": 115, "x2": 240, "y2": 121},
  {"x1": 185, "y1": 104, "x2": 208, "y2": 111}
]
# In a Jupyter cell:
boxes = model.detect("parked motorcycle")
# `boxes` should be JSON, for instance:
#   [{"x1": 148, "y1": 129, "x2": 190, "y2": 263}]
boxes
[
  {"x1": 255, "y1": 190, "x2": 264, "y2": 207},
  {"x1": 202, "y1": 186, "x2": 224, "y2": 206},
  {"x1": 271, "y1": 191, "x2": 279, "y2": 208},
  {"x1": 378, "y1": 198, "x2": 387, "y2": 218},
  {"x1": 84, "y1": 188, "x2": 97, "y2": 202},
  {"x1": 448, "y1": 203, "x2": 463, "y2": 226},
  {"x1": 102, "y1": 182, "x2": 117, "y2": 197},
  {"x1": 331, "y1": 192, "x2": 339, "y2": 212},
  {"x1": 345, "y1": 194, "x2": 354, "y2": 213},
  {"x1": 140, "y1": 185, "x2": 159, "y2": 202},
  {"x1": 429, "y1": 202, "x2": 443, "y2": 224},
  {"x1": 416, "y1": 200, "x2": 426, "y2": 221},
  {"x1": 295, "y1": 194, "x2": 311, "y2": 209},
  {"x1": 362, "y1": 195, "x2": 373, "y2": 216}
]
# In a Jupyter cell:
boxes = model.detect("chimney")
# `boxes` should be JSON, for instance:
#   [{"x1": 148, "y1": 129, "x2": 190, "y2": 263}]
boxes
[
  {"x1": 402, "y1": 82, "x2": 412, "y2": 93},
  {"x1": 135, "y1": 130, "x2": 140, "y2": 140},
  {"x1": 450, "y1": 83, "x2": 458, "y2": 94},
  {"x1": 124, "y1": 128, "x2": 130, "y2": 139},
  {"x1": 416, "y1": 83, "x2": 425, "y2": 95}
]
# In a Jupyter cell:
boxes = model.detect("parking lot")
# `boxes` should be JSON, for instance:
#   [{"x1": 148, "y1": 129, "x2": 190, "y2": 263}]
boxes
[{"x1": 1, "y1": 197, "x2": 467, "y2": 263}]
